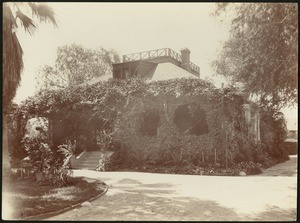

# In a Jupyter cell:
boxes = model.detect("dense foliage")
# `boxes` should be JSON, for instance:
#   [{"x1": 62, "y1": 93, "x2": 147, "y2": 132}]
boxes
[
  {"x1": 212, "y1": 3, "x2": 298, "y2": 109},
  {"x1": 3, "y1": 3, "x2": 56, "y2": 184},
  {"x1": 8, "y1": 78, "x2": 288, "y2": 175},
  {"x1": 36, "y1": 44, "x2": 121, "y2": 90},
  {"x1": 8, "y1": 112, "x2": 75, "y2": 186}
]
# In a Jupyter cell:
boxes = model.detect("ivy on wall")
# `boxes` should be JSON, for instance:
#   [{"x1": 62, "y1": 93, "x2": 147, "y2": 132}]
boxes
[{"x1": 8, "y1": 78, "x2": 288, "y2": 169}]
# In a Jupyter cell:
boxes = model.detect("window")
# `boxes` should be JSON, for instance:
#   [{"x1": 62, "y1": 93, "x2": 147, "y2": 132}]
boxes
[
  {"x1": 123, "y1": 68, "x2": 130, "y2": 79},
  {"x1": 114, "y1": 69, "x2": 121, "y2": 79}
]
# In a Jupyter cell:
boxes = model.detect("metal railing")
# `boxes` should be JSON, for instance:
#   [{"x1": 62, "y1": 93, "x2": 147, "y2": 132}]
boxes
[
  {"x1": 122, "y1": 48, "x2": 200, "y2": 74},
  {"x1": 190, "y1": 61, "x2": 200, "y2": 73}
]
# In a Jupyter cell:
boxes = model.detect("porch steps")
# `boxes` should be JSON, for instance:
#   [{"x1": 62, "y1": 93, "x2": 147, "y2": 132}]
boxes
[{"x1": 70, "y1": 150, "x2": 114, "y2": 170}]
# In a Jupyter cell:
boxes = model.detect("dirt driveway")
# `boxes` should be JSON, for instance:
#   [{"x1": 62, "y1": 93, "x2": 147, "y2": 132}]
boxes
[{"x1": 47, "y1": 155, "x2": 297, "y2": 221}]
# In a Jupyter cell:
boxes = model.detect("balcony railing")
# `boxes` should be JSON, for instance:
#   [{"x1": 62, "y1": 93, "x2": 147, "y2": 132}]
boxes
[
  {"x1": 122, "y1": 48, "x2": 200, "y2": 74},
  {"x1": 190, "y1": 61, "x2": 200, "y2": 73}
]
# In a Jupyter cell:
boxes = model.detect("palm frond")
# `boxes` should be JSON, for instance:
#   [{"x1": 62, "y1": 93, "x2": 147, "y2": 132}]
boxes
[
  {"x1": 2, "y1": 3, "x2": 57, "y2": 110},
  {"x1": 3, "y1": 4, "x2": 18, "y2": 28},
  {"x1": 15, "y1": 10, "x2": 36, "y2": 35},
  {"x1": 3, "y1": 5, "x2": 24, "y2": 110},
  {"x1": 28, "y1": 3, "x2": 57, "y2": 27}
]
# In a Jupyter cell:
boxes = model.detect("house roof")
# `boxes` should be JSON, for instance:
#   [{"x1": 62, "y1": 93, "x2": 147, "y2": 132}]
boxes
[
  {"x1": 79, "y1": 62, "x2": 199, "y2": 86},
  {"x1": 146, "y1": 62, "x2": 199, "y2": 82}
]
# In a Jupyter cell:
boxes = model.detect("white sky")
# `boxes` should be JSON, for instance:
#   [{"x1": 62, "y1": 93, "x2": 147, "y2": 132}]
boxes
[{"x1": 12, "y1": 3, "x2": 297, "y2": 130}]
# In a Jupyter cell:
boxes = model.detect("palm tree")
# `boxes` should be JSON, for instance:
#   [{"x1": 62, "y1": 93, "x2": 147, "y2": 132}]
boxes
[{"x1": 2, "y1": 3, "x2": 57, "y2": 181}]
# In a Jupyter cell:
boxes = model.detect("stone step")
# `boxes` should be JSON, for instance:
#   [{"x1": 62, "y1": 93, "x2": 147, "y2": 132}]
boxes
[
  {"x1": 75, "y1": 156, "x2": 99, "y2": 159},
  {"x1": 79, "y1": 163, "x2": 99, "y2": 166},
  {"x1": 71, "y1": 151, "x2": 114, "y2": 170},
  {"x1": 72, "y1": 167, "x2": 96, "y2": 170},
  {"x1": 80, "y1": 156, "x2": 102, "y2": 159},
  {"x1": 72, "y1": 165, "x2": 97, "y2": 169},
  {"x1": 74, "y1": 162, "x2": 98, "y2": 166},
  {"x1": 80, "y1": 155, "x2": 103, "y2": 159},
  {"x1": 78, "y1": 160, "x2": 101, "y2": 164},
  {"x1": 79, "y1": 155, "x2": 101, "y2": 158},
  {"x1": 71, "y1": 165, "x2": 97, "y2": 169},
  {"x1": 80, "y1": 157, "x2": 105, "y2": 161}
]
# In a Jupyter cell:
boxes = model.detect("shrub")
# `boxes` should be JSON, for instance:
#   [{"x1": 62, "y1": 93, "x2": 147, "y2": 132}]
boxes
[
  {"x1": 47, "y1": 140, "x2": 75, "y2": 186},
  {"x1": 23, "y1": 120, "x2": 53, "y2": 178},
  {"x1": 233, "y1": 161, "x2": 263, "y2": 175},
  {"x1": 284, "y1": 141, "x2": 297, "y2": 155},
  {"x1": 104, "y1": 147, "x2": 129, "y2": 171},
  {"x1": 23, "y1": 122, "x2": 75, "y2": 186}
]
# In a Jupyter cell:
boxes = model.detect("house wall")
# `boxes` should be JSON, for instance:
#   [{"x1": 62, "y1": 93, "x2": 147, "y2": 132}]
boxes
[
  {"x1": 112, "y1": 91, "x2": 276, "y2": 168},
  {"x1": 114, "y1": 93, "x2": 223, "y2": 166},
  {"x1": 113, "y1": 61, "x2": 139, "y2": 79},
  {"x1": 113, "y1": 61, "x2": 157, "y2": 79}
]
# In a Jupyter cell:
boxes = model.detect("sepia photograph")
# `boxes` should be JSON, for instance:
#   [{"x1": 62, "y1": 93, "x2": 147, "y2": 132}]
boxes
[{"x1": 2, "y1": 2, "x2": 298, "y2": 221}]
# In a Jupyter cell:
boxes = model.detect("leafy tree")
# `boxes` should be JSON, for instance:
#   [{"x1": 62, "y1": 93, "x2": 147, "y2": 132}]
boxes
[
  {"x1": 36, "y1": 44, "x2": 121, "y2": 89},
  {"x1": 3, "y1": 3, "x2": 56, "y2": 179},
  {"x1": 212, "y1": 3, "x2": 298, "y2": 109}
]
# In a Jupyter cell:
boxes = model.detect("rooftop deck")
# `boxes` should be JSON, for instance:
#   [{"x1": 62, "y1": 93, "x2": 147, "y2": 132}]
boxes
[{"x1": 122, "y1": 48, "x2": 200, "y2": 74}]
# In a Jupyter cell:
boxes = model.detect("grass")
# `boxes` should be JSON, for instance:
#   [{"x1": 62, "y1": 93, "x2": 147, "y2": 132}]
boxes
[{"x1": 5, "y1": 177, "x2": 105, "y2": 219}]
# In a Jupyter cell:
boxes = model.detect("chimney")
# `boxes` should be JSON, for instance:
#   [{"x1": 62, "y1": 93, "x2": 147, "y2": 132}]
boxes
[{"x1": 180, "y1": 48, "x2": 191, "y2": 72}]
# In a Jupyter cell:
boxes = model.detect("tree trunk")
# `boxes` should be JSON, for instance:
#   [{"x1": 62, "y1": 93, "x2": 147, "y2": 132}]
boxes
[
  {"x1": 2, "y1": 113, "x2": 11, "y2": 180},
  {"x1": 2, "y1": 113, "x2": 12, "y2": 219},
  {"x1": 2, "y1": 114, "x2": 10, "y2": 181}
]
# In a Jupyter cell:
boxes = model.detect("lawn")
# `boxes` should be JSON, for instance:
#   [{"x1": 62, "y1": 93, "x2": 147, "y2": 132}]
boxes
[{"x1": 4, "y1": 177, "x2": 106, "y2": 220}]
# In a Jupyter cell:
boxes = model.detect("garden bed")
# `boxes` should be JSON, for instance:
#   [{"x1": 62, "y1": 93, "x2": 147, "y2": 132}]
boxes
[
  {"x1": 133, "y1": 165, "x2": 260, "y2": 176},
  {"x1": 106, "y1": 149, "x2": 287, "y2": 176},
  {"x1": 128, "y1": 160, "x2": 281, "y2": 176},
  {"x1": 6, "y1": 177, "x2": 106, "y2": 220}
]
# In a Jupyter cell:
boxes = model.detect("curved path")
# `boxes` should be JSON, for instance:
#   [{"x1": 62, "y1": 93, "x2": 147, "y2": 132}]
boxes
[{"x1": 47, "y1": 155, "x2": 297, "y2": 221}]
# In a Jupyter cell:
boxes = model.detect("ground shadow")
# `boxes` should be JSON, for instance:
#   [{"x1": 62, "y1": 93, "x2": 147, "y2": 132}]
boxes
[
  {"x1": 47, "y1": 182, "x2": 242, "y2": 221},
  {"x1": 243, "y1": 206, "x2": 297, "y2": 221}
]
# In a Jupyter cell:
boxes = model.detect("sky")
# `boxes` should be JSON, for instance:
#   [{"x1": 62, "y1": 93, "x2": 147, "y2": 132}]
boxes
[{"x1": 12, "y1": 3, "x2": 297, "y2": 130}]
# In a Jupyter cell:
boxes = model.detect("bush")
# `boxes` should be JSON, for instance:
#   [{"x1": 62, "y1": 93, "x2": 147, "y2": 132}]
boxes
[
  {"x1": 23, "y1": 123, "x2": 75, "y2": 186},
  {"x1": 47, "y1": 140, "x2": 75, "y2": 186},
  {"x1": 23, "y1": 138, "x2": 53, "y2": 177},
  {"x1": 104, "y1": 146, "x2": 129, "y2": 171},
  {"x1": 264, "y1": 142, "x2": 289, "y2": 162},
  {"x1": 233, "y1": 161, "x2": 262, "y2": 175},
  {"x1": 284, "y1": 141, "x2": 298, "y2": 155}
]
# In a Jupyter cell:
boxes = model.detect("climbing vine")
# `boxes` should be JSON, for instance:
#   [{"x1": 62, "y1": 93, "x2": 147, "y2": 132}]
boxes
[{"x1": 8, "y1": 78, "x2": 288, "y2": 175}]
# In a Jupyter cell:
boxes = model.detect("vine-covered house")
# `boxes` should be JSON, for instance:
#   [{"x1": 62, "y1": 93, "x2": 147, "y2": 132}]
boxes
[
  {"x1": 10, "y1": 48, "x2": 287, "y2": 173},
  {"x1": 70, "y1": 48, "x2": 264, "y2": 170}
]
